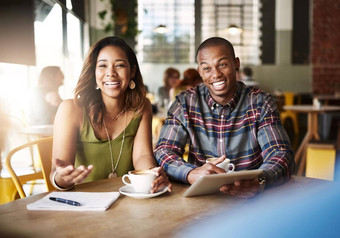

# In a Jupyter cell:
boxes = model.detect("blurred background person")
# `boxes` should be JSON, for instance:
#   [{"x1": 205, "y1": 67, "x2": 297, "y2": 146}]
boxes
[
  {"x1": 157, "y1": 67, "x2": 180, "y2": 109},
  {"x1": 170, "y1": 68, "x2": 203, "y2": 102},
  {"x1": 239, "y1": 66, "x2": 259, "y2": 87},
  {"x1": 28, "y1": 66, "x2": 64, "y2": 126}
]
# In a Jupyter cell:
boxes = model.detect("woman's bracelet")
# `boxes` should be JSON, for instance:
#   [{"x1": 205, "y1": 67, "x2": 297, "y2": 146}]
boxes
[{"x1": 51, "y1": 171, "x2": 74, "y2": 191}]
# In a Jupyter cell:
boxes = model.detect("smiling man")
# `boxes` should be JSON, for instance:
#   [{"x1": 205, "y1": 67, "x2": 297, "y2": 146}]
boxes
[{"x1": 154, "y1": 37, "x2": 295, "y2": 198}]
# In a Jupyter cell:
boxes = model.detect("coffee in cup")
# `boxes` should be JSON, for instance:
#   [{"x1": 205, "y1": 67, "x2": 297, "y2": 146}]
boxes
[
  {"x1": 122, "y1": 170, "x2": 156, "y2": 194},
  {"x1": 206, "y1": 158, "x2": 235, "y2": 173}
]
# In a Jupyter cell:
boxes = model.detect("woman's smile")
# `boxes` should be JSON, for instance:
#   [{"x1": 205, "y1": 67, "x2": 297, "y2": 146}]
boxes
[{"x1": 103, "y1": 81, "x2": 121, "y2": 88}]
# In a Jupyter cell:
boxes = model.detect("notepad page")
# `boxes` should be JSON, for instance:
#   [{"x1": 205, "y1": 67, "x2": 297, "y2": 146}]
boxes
[{"x1": 27, "y1": 191, "x2": 120, "y2": 211}]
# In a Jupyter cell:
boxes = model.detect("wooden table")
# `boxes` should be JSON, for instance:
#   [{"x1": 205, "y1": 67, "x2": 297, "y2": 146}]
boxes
[
  {"x1": 20, "y1": 124, "x2": 53, "y2": 137},
  {"x1": 313, "y1": 94, "x2": 340, "y2": 102},
  {"x1": 0, "y1": 176, "x2": 327, "y2": 237},
  {"x1": 283, "y1": 105, "x2": 340, "y2": 175}
]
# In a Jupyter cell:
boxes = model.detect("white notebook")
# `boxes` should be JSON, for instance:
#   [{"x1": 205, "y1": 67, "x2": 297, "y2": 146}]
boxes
[{"x1": 27, "y1": 191, "x2": 120, "y2": 211}]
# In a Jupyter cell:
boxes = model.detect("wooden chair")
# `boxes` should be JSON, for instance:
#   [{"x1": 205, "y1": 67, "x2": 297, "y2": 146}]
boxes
[
  {"x1": 5, "y1": 137, "x2": 54, "y2": 199},
  {"x1": 280, "y1": 92, "x2": 300, "y2": 136}
]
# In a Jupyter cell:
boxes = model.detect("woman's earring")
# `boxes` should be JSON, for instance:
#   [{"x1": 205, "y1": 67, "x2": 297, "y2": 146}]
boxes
[
  {"x1": 129, "y1": 80, "x2": 136, "y2": 89},
  {"x1": 95, "y1": 85, "x2": 100, "y2": 90}
]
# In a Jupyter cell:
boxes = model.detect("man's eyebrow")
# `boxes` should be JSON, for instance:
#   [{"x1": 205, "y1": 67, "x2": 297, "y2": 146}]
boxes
[
  {"x1": 199, "y1": 57, "x2": 229, "y2": 65},
  {"x1": 217, "y1": 57, "x2": 229, "y2": 62}
]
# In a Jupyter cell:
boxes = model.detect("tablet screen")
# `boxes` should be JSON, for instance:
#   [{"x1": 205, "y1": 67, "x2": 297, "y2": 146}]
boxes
[{"x1": 183, "y1": 169, "x2": 263, "y2": 197}]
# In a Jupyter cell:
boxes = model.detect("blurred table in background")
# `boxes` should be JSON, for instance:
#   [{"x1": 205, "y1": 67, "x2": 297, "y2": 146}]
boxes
[
  {"x1": 20, "y1": 125, "x2": 53, "y2": 137},
  {"x1": 313, "y1": 94, "x2": 340, "y2": 103},
  {"x1": 0, "y1": 124, "x2": 54, "y2": 203},
  {"x1": 283, "y1": 105, "x2": 340, "y2": 176},
  {"x1": 313, "y1": 95, "x2": 340, "y2": 142}
]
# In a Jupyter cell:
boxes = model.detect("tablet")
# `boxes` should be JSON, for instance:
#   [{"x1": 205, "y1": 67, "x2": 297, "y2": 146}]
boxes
[{"x1": 183, "y1": 169, "x2": 263, "y2": 197}]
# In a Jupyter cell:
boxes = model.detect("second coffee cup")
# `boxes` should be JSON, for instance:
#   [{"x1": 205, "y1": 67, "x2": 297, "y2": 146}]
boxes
[
  {"x1": 122, "y1": 170, "x2": 156, "y2": 194},
  {"x1": 206, "y1": 157, "x2": 235, "y2": 173}
]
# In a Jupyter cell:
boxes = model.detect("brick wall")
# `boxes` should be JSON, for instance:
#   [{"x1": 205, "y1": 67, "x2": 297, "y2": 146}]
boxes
[{"x1": 312, "y1": 0, "x2": 340, "y2": 94}]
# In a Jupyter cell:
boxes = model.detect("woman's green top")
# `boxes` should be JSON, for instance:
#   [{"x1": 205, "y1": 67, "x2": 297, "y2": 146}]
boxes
[{"x1": 75, "y1": 111, "x2": 142, "y2": 182}]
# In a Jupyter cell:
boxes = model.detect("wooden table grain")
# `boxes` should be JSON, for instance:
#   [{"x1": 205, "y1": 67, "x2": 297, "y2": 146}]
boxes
[{"x1": 0, "y1": 176, "x2": 327, "y2": 238}]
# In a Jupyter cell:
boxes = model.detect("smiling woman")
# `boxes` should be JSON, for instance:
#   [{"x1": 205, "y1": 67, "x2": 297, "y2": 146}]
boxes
[
  {"x1": 95, "y1": 45, "x2": 136, "y2": 101},
  {"x1": 51, "y1": 36, "x2": 171, "y2": 193}
]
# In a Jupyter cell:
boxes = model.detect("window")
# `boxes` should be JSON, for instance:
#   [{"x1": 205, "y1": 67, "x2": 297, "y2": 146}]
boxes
[
  {"x1": 202, "y1": 0, "x2": 260, "y2": 65},
  {"x1": 0, "y1": 0, "x2": 85, "y2": 119},
  {"x1": 34, "y1": 3, "x2": 64, "y2": 67},
  {"x1": 138, "y1": 0, "x2": 260, "y2": 65},
  {"x1": 66, "y1": 12, "x2": 84, "y2": 95},
  {"x1": 138, "y1": 0, "x2": 195, "y2": 63}
]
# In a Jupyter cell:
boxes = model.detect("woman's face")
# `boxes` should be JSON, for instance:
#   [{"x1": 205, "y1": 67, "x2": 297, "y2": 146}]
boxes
[{"x1": 95, "y1": 45, "x2": 135, "y2": 101}]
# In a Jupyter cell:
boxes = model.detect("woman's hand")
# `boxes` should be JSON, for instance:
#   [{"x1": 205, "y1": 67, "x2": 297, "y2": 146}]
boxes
[
  {"x1": 150, "y1": 167, "x2": 172, "y2": 193},
  {"x1": 53, "y1": 158, "x2": 93, "y2": 189}
]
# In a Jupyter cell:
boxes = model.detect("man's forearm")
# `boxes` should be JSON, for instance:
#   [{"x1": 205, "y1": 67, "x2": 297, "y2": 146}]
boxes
[{"x1": 154, "y1": 147, "x2": 196, "y2": 183}]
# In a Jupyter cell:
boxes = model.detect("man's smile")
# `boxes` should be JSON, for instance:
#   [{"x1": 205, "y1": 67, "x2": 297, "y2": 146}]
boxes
[{"x1": 211, "y1": 80, "x2": 226, "y2": 90}]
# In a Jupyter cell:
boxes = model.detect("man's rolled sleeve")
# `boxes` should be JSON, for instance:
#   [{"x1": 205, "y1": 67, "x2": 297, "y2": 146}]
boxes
[{"x1": 154, "y1": 102, "x2": 195, "y2": 183}]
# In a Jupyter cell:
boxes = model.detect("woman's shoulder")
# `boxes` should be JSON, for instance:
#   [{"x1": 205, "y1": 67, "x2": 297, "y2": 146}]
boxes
[
  {"x1": 140, "y1": 98, "x2": 152, "y2": 117},
  {"x1": 59, "y1": 99, "x2": 78, "y2": 109},
  {"x1": 54, "y1": 99, "x2": 83, "y2": 131}
]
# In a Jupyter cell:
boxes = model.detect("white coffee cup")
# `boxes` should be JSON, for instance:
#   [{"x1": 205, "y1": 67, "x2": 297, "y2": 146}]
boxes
[
  {"x1": 206, "y1": 158, "x2": 235, "y2": 173},
  {"x1": 122, "y1": 170, "x2": 156, "y2": 194}
]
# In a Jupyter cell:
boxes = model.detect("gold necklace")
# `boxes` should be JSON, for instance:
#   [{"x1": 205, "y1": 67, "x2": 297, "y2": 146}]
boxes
[
  {"x1": 103, "y1": 111, "x2": 126, "y2": 178},
  {"x1": 105, "y1": 106, "x2": 126, "y2": 121}
]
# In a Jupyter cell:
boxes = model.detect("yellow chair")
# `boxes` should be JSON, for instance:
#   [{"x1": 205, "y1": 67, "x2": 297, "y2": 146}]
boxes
[
  {"x1": 0, "y1": 177, "x2": 18, "y2": 204},
  {"x1": 152, "y1": 117, "x2": 166, "y2": 147},
  {"x1": 306, "y1": 143, "x2": 336, "y2": 181},
  {"x1": 280, "y1": 92, "x2": 299, "y2": 136},
  {"x1": 5, "y1": 137, "x2": 54, "y2": 199}
]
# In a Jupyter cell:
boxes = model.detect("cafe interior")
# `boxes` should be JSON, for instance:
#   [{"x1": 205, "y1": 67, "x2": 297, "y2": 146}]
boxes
[{"x1": 0, "y1": 0, "x2": 340, "y2": 237}]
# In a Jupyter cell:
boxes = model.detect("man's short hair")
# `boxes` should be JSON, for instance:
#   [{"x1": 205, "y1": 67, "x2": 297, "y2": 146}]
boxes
[{"x1": 196, "y1": 37, "x2": 236, "y2": 60}]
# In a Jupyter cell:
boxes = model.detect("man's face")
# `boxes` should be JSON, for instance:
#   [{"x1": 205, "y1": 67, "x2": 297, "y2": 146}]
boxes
[{"x1": 197, "y1": 45, "x2": 240, "y2": 105}]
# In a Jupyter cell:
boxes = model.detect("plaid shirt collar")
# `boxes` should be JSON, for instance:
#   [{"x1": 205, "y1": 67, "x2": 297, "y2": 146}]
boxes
[{"x1": 205, "y1": 82, "x2": 242, "y2": 111}]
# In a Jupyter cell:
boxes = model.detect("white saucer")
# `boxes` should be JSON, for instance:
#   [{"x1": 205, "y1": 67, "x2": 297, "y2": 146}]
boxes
[{"x1": 119, "y1": 185, "x2": 168, "y2": 199}]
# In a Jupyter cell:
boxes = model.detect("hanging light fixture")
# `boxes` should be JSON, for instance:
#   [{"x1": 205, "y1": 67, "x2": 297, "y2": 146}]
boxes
[
  {"x1": 226, "y1": 24, "x2": 243, "y2": 35},
  {"x1": 153, "y1": 25, "x2": 168, "y2": 34}
]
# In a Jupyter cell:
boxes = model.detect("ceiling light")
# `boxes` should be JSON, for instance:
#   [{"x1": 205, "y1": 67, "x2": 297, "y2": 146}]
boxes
[
  {"x1": 226, "y1": 24, "x2": 242, "y2": 35},
  {"x1": 154, "y1": 25, "x2": 168, "y2": 34}
]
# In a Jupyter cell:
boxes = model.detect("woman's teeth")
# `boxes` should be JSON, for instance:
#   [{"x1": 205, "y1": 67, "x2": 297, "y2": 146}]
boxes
[{"x1": 104, "y1": 81, "x2": 120, "y2": 86}]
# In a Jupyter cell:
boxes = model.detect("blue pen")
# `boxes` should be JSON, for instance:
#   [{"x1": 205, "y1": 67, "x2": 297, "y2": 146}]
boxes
[{"x1": 49, "y1": 197, "x2": 81, "y2": 206}]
